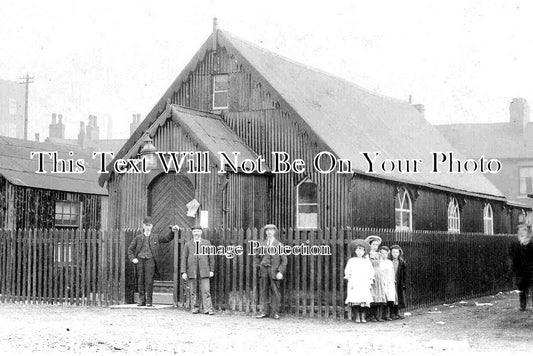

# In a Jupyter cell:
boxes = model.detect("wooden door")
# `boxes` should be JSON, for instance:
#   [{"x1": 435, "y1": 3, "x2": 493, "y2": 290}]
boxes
[{"x1": 148, "y1": 173, "x2": 195, "y2": 281}]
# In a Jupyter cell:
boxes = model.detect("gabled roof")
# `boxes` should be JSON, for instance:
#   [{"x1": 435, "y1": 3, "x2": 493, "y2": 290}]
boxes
[
  {"x1": 218, "y1": 30, "x2": 503, "y2": 199},
  {"x1": 171, "y1": 105, "x2": 262, "y2": 166},
  {"x1": 99, "y1": 28, "x2": 505, "y2": 200},
  {"x1": 98, "y1": 105, "x2": 266, "y2": 185},
  {"x1": 0, "y1": 136, "x2": 107, "y2": 195},
  {"x1": 436, "y1": 122, "x2": 533, "y2": 160}
]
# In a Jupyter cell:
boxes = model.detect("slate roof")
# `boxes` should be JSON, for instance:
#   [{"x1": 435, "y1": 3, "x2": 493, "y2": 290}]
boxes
[
  {"x1": 99, "y1": 28, "x2": 505, "y2": 200},
  {"x1": 218, "y1": 30, "x2": 503, "y2": 199},
  {"x1": 435, "y1": 122, "x2": 533, "y2": 159},
  {"x1": 46, "y1": 137, "x2": 127, "y2": 154},
  {"x1": 0, "y1": 136, "x2": 107, "y2": 195},
  {"x1": 171, "y1": 105, "x2": 262, "y2": 165}
]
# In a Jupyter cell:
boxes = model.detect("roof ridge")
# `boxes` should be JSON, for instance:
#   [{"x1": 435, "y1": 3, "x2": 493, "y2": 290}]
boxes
[{"x1": 219, "y1": 29, "x2": 411, "y2": 107}]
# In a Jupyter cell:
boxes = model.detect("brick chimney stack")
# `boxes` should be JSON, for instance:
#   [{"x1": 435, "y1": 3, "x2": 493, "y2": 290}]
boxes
[
  {"x1": 49, "y1": 113, "x2": 65, "y2": 139},
  {"x1": 510, "y1": 98, "x2": 529, "y2": 135},
  {"x1": 86, "y1": 115, "x2": 100, "y2": 141}
]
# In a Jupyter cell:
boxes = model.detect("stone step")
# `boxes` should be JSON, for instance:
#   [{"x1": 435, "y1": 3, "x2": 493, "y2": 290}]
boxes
[
  {"x1": 134, "y1": 292, "x2": 174, "y2": 305},
  {"x1": 154, "y1": 280, "x2": 174, "y2": 294}
]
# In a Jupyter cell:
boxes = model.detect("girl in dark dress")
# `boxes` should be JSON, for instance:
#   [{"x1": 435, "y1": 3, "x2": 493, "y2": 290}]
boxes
[{"x1": 390, "y1": 244, "x2": 407, "y2": 319}]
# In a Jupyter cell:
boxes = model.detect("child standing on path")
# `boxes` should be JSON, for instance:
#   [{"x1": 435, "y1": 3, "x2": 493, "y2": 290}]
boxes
[
  {"x1": 344, "y1": 239, "x2": 375, "y2": 323},
  {"x1": 379, "y1": 246, "x2": 397, "y2": 321},
  {"x1": 390, "y1": 245, "x2": 407, "y2": 319},
  {"x1": 365, "y1": 235, "x2": 387, "y2": 322}
]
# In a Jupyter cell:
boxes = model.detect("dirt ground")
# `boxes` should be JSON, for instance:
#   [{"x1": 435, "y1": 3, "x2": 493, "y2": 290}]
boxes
[{"x1": 0, "y1": 291, "x2": 532, "y2": 355}]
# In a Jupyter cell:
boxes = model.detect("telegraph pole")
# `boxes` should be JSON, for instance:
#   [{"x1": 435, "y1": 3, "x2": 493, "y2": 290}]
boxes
[{"x1": 19, "y1": 73, "x2": 34, "y2": 140}]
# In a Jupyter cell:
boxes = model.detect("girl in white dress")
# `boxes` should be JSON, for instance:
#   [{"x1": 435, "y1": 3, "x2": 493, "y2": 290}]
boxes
[{"x1": 344, "y1": 239, "x2": 374, "y2": 323}]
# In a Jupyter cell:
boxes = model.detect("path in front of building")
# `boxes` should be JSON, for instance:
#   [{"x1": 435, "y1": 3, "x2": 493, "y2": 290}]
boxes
[{"x1": 0, "y1": 291, "x2": 531, "y2": 355}]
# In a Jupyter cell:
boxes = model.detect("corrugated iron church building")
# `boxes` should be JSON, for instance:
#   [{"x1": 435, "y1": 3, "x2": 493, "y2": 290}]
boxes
[{"x1": 100, "y1": 20, "x2": 525, "y2": 246}]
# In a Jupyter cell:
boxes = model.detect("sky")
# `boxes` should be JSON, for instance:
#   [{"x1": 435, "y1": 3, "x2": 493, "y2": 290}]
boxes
[{"x1": 1, "y1": 0, "x2": 532, "y2": 140}]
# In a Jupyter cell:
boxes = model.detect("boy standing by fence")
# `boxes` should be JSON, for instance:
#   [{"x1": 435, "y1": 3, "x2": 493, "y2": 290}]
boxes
[{"x1": 511, "y1": 223, "x2": 533, "y2": 311}]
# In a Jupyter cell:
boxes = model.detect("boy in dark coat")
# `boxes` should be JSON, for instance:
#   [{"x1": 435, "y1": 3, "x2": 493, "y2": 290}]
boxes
[
  {"x1": 390, "y1": 244, "x2": 407, "y2": 319},
  {"x1": 510, "y1": 224, "x2": 533, "y2": 311}
]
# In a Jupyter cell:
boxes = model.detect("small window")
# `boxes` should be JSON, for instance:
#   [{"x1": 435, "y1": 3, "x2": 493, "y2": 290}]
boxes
[
  {"x1": 483, "y1": 203, "x2": 493, "y2": 235},
  {"x1": 212, "y1": 74, "x2": 229, "y2": 110},
  {"x1": 297, "y1": 180, "x2": 318, "y2": 229},
  {"x1": 448, "y1": 198, "x2": 460, "y2": 233},
  {"x1": 55, "y1": 201, "x2": 81, "y2": 228},
  {"x1": 395, "y1": 188, "x2": 412, "y2": 231},
  {"x1": 519, "y1": 167, "x2": 533, "y2": 195}
]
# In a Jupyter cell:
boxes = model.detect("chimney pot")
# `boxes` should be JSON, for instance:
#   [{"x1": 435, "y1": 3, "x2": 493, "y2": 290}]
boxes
[
  {"x1": 34, "y1": 133, "x2": 40, "y2": 142},
  {"x1": 52, "y1": 113, "x2": 57, "y2": 124}
]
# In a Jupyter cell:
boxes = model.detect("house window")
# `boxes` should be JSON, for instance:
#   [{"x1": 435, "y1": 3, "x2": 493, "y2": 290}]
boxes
[
  {"x1": 55, "y1": 201, "x2": 81, "y2": 228},
  {"x1": 296, "y1": 180, "x2": 318, "y2": 229},
  {"x1": 448, "y1": 198, "x2": 460, "y2": 233},
  {"x1": 483, "y1": 203, "x2": 494, "y2": 235},
  {"x1": 212, "y1": 74, "x2": 229, "y2": 110},
  {"x1": 395, "y1": 188, "x2": 412, "y2": 231},
  {"x1": 519, "y1": 167, "x2": 533, "y2": 195}
]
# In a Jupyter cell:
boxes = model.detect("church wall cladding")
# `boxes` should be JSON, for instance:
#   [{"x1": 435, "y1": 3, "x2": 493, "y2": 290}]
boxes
[
  {"x1": 106, "y1": 119, "x2": 270, "y2": 230},
  {"x1": 0, "y1": 175, "x2": 102, "y2": 230},
  {"x1": 158, "y1": 44, "x2": 520, "y2": 233}
]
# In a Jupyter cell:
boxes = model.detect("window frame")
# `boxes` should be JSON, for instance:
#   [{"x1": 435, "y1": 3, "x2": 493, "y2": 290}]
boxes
[
  {"x1": 212, "y1": 74, "x2": 229, "y2": 110},
  {"x1": 447, "y1": 197, "x2": 461, "y2": 233},
  {"x1": 519, "y1": 166, "x2": 533, "y2": 196},
  {"x1": 296, "y1": 179, "x2": 318, "y2": 229},
  {"x1": 55, "y1": 200, "x2": 82, "y2": 228},
  {"x1": 395, "y1": 187, "x2": 413, "y2": 231},
  {"x1": 483, "y1": 203, "x2": 494, "y2": 235}
]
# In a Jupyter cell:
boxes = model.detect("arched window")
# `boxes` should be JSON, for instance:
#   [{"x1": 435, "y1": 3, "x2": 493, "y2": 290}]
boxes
[
  {"x1": 395, "y1": 188, "x2": 412, "y2": 231},
  {"x1": 483, "y1": 203, "x2": 494, "y2": 235},
  {"x1": 448, "y1": 198, "x2": 460, "y2": 233},
  {"x1": 296, "y1": 180, "x2": 318, "y2": 229}
]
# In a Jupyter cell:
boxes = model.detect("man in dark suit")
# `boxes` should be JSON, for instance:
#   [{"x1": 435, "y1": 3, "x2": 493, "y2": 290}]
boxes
[
  {"x1": 256, "y1": 224, "x2": 288, "y2": 320},
  {"x1": 127, "y1": 216, "x2": 178, "y2": 307},
  {"x1": 181, "y1": 226, "x2": 215, "y2": 315},
  {"x1": 511, "y1": 223, "x2": 533, "y2": 311}
]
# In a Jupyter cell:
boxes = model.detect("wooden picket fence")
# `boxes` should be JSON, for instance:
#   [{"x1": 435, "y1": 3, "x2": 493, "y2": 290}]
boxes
[
  {"x1": 0, "y1": 227, "x2": 516, "y2": 320},
  {"x1": 125, "y1": 227, "x2": 516, "y2": 319},
  {"x1": 0, "y1": 229, "x2": 125, "y2": 305}
]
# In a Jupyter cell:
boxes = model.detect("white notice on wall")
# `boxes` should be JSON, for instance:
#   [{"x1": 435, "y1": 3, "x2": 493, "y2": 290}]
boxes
[
  {"x1": 186, "y1": 199, "x2": 200, "y2": 217},
  {"x1": 200, "y1": 210, "x2": 208, "y2": 228}
]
